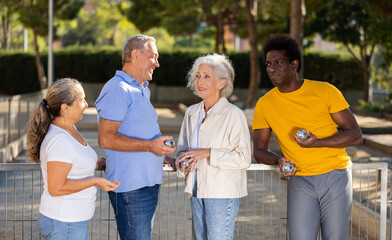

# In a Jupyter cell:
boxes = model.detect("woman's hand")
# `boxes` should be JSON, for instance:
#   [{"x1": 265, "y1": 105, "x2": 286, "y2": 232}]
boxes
[
  {"x1": 96, "y1": 179, "x2": 120, "y2": 192},
  {"x1": 47, "y1": 161, "x2": 120, "y2": 196},
  {"x1": 177, "y1": 149, "x2": 210, "y2": 172}
]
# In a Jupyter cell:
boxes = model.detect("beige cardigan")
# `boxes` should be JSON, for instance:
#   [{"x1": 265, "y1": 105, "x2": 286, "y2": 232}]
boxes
[{"x1": 177, "y1": 98, "x2": 251, "y2": 198}]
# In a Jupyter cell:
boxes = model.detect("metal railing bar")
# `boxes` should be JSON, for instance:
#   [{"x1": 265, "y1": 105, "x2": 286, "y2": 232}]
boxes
[{"x1": 1, "y1": 162, "x2": 388, "y2": 172}]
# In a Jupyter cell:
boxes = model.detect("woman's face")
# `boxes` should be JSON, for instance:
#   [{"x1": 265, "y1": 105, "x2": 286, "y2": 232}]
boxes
[
  {"x1": 66, "y1": 85, "x2": 88, "y2": 123},
  {"x1": 195, "y1": 64, "x2": 226, "y2": 103}
]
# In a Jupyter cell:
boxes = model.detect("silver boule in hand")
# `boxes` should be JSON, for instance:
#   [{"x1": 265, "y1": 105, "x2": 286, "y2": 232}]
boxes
[
  {"x1": 164, "y1": 139, "x2": 176, "y2": 148},
  {"x1": 180, "y1": 158, "x2": 192, "y2": 171},
  {"x1": 176, "y1": 154, "x2": 192, "y2": 171},
  {"x1": 296, "y1": 130, "x2": 309, "y2": 141},
  {"x1": 282, "y1": 162, "x2": 295, "y2": 175}
]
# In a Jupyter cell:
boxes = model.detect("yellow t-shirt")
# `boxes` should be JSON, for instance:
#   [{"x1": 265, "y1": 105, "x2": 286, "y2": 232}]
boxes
[{"x1": 252, "y1": 79, "x2": 351, "y2": 176}]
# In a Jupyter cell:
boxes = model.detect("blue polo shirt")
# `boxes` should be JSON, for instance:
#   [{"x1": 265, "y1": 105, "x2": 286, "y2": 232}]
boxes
[{"x1": 95, "y1": 70, "x2": 163, "y2": 193}]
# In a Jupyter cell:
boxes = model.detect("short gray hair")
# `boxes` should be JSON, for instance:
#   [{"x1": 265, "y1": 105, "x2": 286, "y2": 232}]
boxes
[
  {"x1": 186, "y1": 54, "x2": 235, "y2": 98},
  {"x1": 122, "y1": 34, "x2": 156, "y2": 65}
]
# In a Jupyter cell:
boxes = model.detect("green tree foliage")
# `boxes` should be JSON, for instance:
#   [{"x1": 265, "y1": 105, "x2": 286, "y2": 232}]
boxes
[
  {"x1": 160, "y1": 0, "x2": 202, "y2": 38},
  {"x1": 0, "y1": 0, "x2": 20, "y2": 49},
  {"x1": 14, "y1": 0, "x2": 83, "y2": 89},
  {"x1": 121, "y1": 0, "x2": 202, "y2": 47},
  {"x1": 307, "y1": 0, "x2": 392, "y2": 102},
  {"x1": 231, "y1": 0, "x2": 290, "y2": 44},
  {"x1": 122, "y1": 0, "x2": 240, "y2": 53},
  {"x1": 121, "y1": 0, "x2": 163, "y2": 33},
  {"x1": 17, "y1": 0, "x2": 83, "y2": 36},
  {"x1": 364, "y1": 0, "x2": 392, "y2": 17},
  {"x1": 61, "y1": 0, "x2": 132, "y2": 46}
]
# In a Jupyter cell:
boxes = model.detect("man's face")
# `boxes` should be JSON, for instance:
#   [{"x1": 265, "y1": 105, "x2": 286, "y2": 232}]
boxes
[
  {"x1": 265, "y1": 50, "x2": 296, "y2": 88},
  {"x1": 135, "y1": 42, "x2": 159, "y2": 82}
]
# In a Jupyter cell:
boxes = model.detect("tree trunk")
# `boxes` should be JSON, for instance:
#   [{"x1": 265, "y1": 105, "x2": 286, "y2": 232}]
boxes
[
  {"x1": 245, "y1": 0, "x2": 260, "y2": 109},
  {"x1": 290, "y1": 0, "x2": 306, "y2": 78},
  {"x1": 362, "y1": 55, "x2": 371, "y2": 102},
  {"x1": 33, "y1": 30, "x2": 47, "y2": 89},
  {"x1": 1, "y1": 15, "x2": 9, "y2": 50},
  {"x1": 214, "y1": 18, "x2": 220, "y2": 53},
  {"x1": 217, "y1": 11, "x2": 226, "y2": 55}
]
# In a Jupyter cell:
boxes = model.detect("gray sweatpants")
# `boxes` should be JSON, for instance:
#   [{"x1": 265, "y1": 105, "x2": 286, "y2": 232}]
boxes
[{"x1": 287, "y1": 168, "x2": 352, "y2": 240}]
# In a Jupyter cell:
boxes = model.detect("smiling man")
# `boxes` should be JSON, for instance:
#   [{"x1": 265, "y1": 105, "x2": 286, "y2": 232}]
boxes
[
  {"x1": 95, "y1": 34, "x2": 176, "y2": 240},
  {"x1": 252, "y1": 35, "x2": 363, "y2": 240}
]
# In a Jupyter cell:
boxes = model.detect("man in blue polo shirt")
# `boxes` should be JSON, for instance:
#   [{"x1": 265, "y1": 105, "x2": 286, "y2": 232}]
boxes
[{"x1": 95, "y1": 34, "x2": 176, "y2": 240}]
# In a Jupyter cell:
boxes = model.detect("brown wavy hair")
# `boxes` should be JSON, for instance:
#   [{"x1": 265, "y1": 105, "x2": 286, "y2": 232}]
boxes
[{"x1": 27, "y1": 78, "x2": 81, "y2": 163}]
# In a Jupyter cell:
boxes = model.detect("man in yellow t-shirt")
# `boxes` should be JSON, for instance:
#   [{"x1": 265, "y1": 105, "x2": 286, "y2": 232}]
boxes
[{"x1": 253, "y1": 35, "x2": 363, "y2": 240}]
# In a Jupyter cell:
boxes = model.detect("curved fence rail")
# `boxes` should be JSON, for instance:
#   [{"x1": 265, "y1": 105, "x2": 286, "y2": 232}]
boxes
[{"x1": 0, "y1": 90, "x2": 46, "y2": 163}]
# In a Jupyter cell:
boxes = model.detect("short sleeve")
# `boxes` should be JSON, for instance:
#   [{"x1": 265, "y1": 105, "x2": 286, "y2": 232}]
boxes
[
  {"x1": 326, "y1": 84, "x2": 349, "y2": 113},
  {"x1": 95, "y1": 83, "x2": 130, "y2": 122},
  {"x1": 252, "y1": 98, "x2": 270, "y2": 130},
  {"x1": 45, "y1": 134, "x2": 75, "y2": 164}
]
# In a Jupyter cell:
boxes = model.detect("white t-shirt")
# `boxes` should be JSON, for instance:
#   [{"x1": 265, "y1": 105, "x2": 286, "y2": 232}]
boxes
[{"x1": 39, "y1": 124, "x2": 98, "y2": 222}]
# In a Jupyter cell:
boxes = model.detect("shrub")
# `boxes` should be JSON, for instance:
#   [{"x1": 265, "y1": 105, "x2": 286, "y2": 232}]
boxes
[{"x1": 0, "y1": 47, "x2": 362, "y2": 94}]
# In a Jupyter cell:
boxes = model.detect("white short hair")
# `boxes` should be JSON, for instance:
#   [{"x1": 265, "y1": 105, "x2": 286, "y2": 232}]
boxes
[{"x1": 186, "y1": 54, "x2": 234, "y2": 98}]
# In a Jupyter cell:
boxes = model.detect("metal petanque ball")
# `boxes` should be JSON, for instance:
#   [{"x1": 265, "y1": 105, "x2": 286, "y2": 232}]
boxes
[
  {"x1": 176, "y1": 154, "x2": 192, "y2": 171},
  {"x1": 296, "y1": 130, "x2": 309, "y2": 141},
  {"x1": 282, "y1": 162, "x2": 295, "y2": 175},
  {"x1": 180, "y1": 159, "x2": 192, "y2": 171},
  {"x1": 164, "y1": 140, "x2": 176, "y2": 148}
]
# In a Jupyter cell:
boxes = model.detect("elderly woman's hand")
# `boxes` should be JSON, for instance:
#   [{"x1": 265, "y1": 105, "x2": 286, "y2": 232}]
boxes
[{"x1": 177, "y1": 149, "x2": 210, "y2": 172}]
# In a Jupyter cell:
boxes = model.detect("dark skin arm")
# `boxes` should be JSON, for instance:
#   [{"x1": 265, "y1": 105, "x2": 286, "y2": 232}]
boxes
[
  {"x1": 253, "y1": 109, "x2": 361, "y2": 177},
  {"x1": 253, "y1": 128, "x2": 296, "y2": 177},
  {"x1": 295, "y1": 109, "x2": 363, "y2": 148}
]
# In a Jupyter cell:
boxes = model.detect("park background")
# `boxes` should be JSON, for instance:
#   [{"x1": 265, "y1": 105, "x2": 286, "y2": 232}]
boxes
[
  {"x1": 1, "y1": 1, "x2": 392, "y2": 239},
  {"x1": 0, "y1": 0, "x2": 391, "y2": 112}
]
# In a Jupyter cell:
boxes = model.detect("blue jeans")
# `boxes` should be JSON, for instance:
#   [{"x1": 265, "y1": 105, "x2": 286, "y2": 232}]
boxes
[
  {"x1": 108, "y1": 184, "x2": 160, "y2": 240},
  {"x1": 38, "y1": 213, "x2": 90, "y2": 240},
  {"x1": 287, "y1": 168, "x2": 352, "y2": 240},
  {"x1": 190, "y1": 179, "x2": 239, "y2": 240}
]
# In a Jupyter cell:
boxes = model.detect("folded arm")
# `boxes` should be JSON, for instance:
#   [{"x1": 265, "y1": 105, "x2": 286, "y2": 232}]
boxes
[{"x1": 296, "y1": 109, "x2": 363, "y2": 148}]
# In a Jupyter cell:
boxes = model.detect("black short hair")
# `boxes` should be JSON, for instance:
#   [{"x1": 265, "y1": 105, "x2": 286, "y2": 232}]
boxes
[{"x1": 262, "y1": 34, "x2": 302, "y2": 73}]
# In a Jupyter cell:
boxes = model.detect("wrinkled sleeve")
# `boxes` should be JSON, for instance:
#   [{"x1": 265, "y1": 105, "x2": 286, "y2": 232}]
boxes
[
  {"x1": 45, "y1": 134, "x2": 75, "y2": 164},
  {"x1": 326, "y1": 83, "x2": 349, "y2": 113},
  {"x1": 252, "y1": 98, "x2": 270, "y2": 130},
  {"x1": 209, "y1": 109, "x2": 251, "y2": 170},
  {"x1": 95, "y1": 83, "x2": 130, "y2": 122}
]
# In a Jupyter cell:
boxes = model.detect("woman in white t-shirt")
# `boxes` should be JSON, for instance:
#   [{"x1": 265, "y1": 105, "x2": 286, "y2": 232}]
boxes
[{"x1": 27, "y1": 78, "x2": 120, "y2": 240}]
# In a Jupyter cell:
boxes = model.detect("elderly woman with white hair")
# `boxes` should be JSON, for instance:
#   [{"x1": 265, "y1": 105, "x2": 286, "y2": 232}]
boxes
[{"x1": 176, "y1": 54, "x2": 251, "y2": 239}]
